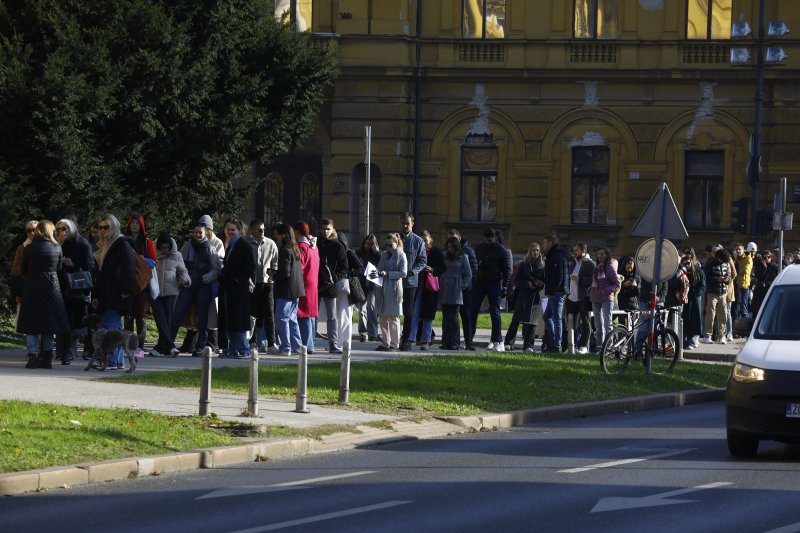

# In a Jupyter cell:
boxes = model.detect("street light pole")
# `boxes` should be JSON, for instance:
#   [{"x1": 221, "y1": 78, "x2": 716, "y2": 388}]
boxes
[{"x1": 749, "y1": 0, "x2": 765, "y2": 243}]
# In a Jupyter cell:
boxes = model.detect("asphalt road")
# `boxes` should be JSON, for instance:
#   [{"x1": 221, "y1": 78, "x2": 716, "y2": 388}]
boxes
[{"x1": 5, "y1": 401, "x2": 800, "y2": 533}]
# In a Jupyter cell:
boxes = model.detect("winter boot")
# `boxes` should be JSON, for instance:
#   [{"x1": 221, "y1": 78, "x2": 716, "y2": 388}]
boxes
[
  {"x1": 37, "y1": 350, "x2": 53, "y2": 369},
  {"x1": 25, "y1": 353, "x2": 37, "y2": 369}
]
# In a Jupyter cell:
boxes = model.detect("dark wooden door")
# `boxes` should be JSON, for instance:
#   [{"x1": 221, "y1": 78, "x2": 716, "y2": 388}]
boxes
[{"x1": 255, "y1": 155, "x2": 322, "y2": 231}]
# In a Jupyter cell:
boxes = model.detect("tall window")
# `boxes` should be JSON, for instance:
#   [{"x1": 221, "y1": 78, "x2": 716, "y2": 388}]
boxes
[
  {"x1": 461, "y1": 135, "x2": 498, "y2": 221},
  {"x1": 571, "y1": 147, "x2": 609, "y2": 224},
  {"x1": 273, "y1": 0, "x2": 312, "y2": 31},
  {"x1": 463, "y1": 0, "x2": 505, "y2": 38},
  {"x1": 685, "y1": 151, "x2": 723, "y2": 228},
  {"x1": 574, "y1": 0, "x2": 619, "y2": 39},
  {"x1": 264, "y1": 171, "x2": 285, "y2": 224},
  {"x1": 687, "y1": 0, "x2": 732, "y2": 39}
]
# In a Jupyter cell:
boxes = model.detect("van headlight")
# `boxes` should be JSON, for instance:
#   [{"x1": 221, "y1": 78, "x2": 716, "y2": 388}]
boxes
[{"x1": 732, "y1": 362, "x2": 765, "y2": 384}]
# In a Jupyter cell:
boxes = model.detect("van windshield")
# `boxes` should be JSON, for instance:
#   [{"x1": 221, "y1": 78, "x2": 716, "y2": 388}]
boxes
[{"x1": 754, "y1": 285, "x2": 800, "y2": 340}]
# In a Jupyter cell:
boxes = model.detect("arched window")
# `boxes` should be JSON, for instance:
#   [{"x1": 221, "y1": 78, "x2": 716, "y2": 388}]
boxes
[
  {"x1": 461, "y1": 133, "x2": 498, "y2": 222},
  {"x1": 264, "y1": 171, "x2": 284, "y2": 224},
  {"x1": 299, "y1": 171, "x2": 321, "y2": 230}
]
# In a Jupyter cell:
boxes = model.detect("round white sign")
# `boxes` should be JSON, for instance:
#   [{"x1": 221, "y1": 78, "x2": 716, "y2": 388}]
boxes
[{"x1": 635, "y1": 238, "x2": 680, "y2": 283}]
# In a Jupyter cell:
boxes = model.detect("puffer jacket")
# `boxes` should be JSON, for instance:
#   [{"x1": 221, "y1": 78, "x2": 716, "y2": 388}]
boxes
[
  {"x1": 704, "y1": 259, "x2": 730, "y2": 296},
  {"x1": 156, "y1": 238, "x2": 190, "y2": 297}
]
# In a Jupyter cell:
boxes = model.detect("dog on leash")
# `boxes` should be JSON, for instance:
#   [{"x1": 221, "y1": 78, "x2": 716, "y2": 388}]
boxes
[{"x1": 82, "y1": 314, "x2": 143, "y2": 373}]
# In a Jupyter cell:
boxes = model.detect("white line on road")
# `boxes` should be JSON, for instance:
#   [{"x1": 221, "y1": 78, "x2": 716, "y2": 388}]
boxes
[
  {"x1": 227, "y1": 500, "x2": 413, "y2": 532},
  {"x1": 764, "y1": 523, "x2": 800, "y2": 533},
  {"x1": 592, "y1": 482, "x2": 733, "y2": 513},
  {"x1": 197, "y1": 471, "x2": 377, "y2": 500},
  {"x1": 559, "y1": 448, "x2": 695, "y2": 473}
]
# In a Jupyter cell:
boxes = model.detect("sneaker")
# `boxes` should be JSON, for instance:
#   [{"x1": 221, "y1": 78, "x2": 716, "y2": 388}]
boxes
[
  {"x1": 399, "y1": 341, "x2": 412, "y2": 352},
  {"x1": 576, "y1": 346, "x2": 589, "y2": 355},
  {"x1": 234, "y1": 353, "x2": 250, "y2": 359},
  {"x1": 685, "y1": 344, "x2": 695, "y2": 351},
  {"x1": 465, "y1": 343, "x2": 476, "y2": 351},
  {"x1": 726, "y1": 334, "x2": 734, "y2": 341},
  {"x1": 386, "y1": 347, "x2": 399, "y2": 352},
  {"x1": 700, "y1": 337, "x2": 714, "y2": 344},
  {"x1": 719, "y1": 337, "x2": 727, "y2": 345},
  {"x1": 486, "y1": 342, "x2": 496, "y2": 351},
  {"x1": 419, "y1": 344, "x2": 427, "y2": 351},
  {"x1": 525, "y1": 347, "x2": 536, "y2": 353},
  {"x1": 375, "y1": 345, "x2": 387, "y2": 351},
  {"x1": 116, "y1": 364, "x2": 126, "y2": 370},
  {"x1": 278, "y1": 348, "x2": 291, "y2": 356},
  {"x1": 170, "y1": 347, "x2": 180, "y2": 357},
  {"x1": 149, "y1": 349, "x2": 164, "y2": 357},
  {"x1": 359, "y1": 334, "x2": 368, "y2": 342},
  {"x1": 267, "y1": 345, "x2": 279, "y2": 355},
  {"x1": 504, "y1": 344, "x2": 512, "y2": 351},
  {"x1": 495, "y1": 343, "x2": 505, "y2": 352}
]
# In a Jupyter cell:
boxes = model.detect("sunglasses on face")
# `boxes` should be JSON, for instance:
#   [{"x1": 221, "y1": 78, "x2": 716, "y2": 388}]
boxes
[{"x1": 98, "y1": 225, "x2": 110, "y2": 230}]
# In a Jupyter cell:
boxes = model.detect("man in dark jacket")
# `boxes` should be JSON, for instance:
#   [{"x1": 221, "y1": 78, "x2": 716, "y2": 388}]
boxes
[
  {"x1": 542, "y1": 234, "x2": 568, "y2": 353},
  {"x1": 565, "y1": 242, "x2": 595, "y2": 354},
  {"x1": 448, "y1": 229, "x2": 479, "y2": 350},
  {"x1": 470, "y1": 227, "x2": 512, "y2": 351},
  {"x1": 399, "y1": 213, "x2": 427, "y2": 351},
  {"x1": 317, "y1": 219, "x2": 349, "y2": 353}
]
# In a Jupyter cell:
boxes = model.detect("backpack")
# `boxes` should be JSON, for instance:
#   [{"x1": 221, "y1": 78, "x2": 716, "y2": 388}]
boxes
[{"x1": 116, "y1": 244, "x2": 153, "y2": 295}]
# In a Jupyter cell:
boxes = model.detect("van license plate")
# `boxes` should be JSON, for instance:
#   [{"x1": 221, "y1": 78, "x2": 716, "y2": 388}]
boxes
[{"x1": 786, "y1": 403, "x2": 800, "y2": 418}]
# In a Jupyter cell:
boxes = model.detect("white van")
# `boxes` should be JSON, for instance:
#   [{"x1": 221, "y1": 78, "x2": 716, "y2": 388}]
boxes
[{"x1": 726, "y1": 264, "x2": 800, "y2": 457}]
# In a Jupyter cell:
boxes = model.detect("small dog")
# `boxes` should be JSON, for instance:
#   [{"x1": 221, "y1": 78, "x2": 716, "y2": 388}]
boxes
[{"x1": 82, "y1": 314, "x2": 144, "y2": 373}]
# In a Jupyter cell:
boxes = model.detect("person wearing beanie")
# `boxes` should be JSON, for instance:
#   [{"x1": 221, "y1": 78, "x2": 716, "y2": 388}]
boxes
[{"x1": 150, "y1": 231, "x2": 190, "y2": 357}]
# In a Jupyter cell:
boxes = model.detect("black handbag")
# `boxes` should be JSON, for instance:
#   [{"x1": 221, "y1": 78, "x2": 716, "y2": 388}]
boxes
[
  {"x1": 348, "y1": 276, "x2": 366, "y2": 305},
  {"x1": 64, "y1": 270, "x2": 94, "y2": 292}
]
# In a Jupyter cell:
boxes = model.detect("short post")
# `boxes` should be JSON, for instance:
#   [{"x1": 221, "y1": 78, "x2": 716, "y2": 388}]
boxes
[
  {"x1": 338, "y1": 343, "x2": 351, "y2": 404},
  {"x1": 199, "y1": 346, "x2": 213, "y2": 416},
  {"x1": 295, "y1": 346, "x2": 309, "y2": 413},
  {"x1": 247, "y1": 348, "x2": 259, "y2": 417}
]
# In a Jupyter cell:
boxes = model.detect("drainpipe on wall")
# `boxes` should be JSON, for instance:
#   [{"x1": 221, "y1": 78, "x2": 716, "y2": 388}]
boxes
[{"x1": 412, "y1": 0, "x2": 423, "y2": 220}]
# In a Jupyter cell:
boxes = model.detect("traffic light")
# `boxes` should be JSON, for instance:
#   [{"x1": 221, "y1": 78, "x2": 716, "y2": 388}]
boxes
[
  {"x1": 731, "y1": 197, "x2": 748, "y2": 234},
  {"x1": 755, "y1": 208, "x2": 774, "y2": 235}
]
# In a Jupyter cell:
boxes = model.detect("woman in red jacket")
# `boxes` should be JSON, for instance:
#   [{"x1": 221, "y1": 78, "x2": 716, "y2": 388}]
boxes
[{"x1": 294, "y1": 221, "x2": 319, "y2": 354}]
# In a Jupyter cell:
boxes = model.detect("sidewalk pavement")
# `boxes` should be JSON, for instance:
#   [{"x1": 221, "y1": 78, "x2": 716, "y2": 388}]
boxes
[{"x1": 0, "y1": 328, "x2": 740, "y2": 496}]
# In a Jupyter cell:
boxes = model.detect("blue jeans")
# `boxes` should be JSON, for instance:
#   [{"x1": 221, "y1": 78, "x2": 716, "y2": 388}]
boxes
[
  {"x1": 171, "y1": 284, "x2": 212, "y2": 353},
  {"x1": 543, "y1": 293, "x2": 566, "y2": 350},
  {"x1": 26, "y1": 334, "x2": 54, "y2": 354},
  {"x1": 739, "y1": 287, "x2": 751, "y2": 319},
  {"x1": 358, "y1": 290, "x2": 379, "y2": 339},
  {"x1": 726, "y1": 301, "x2": 733, "y2": 338},
  {"x1": 101, "y1": 309, "x2": 124, "y2": 367},
  {"x1": 592, "y1": 300, "x2": 614, "y2": 350},
  {"x1": 471, "y1": 280, "x2": 503, "y2": 343},
  {"x1": 227, "y1": 331, "x2": 249, "y2": 356},
  {"x1": 299, "y1": 317, "x2": 316, "y2": 353},
  {"x1": 275, "y1": 298, "x2": 302, "y2": 351}
]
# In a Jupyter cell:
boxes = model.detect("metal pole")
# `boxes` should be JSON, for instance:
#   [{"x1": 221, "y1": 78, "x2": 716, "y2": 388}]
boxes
[
  {"x1": 749, "y1": 0, "x2": 765, "y2": 244},
  {"x1": 295, "y1": 346, "x2": 309, "y2": 413},
  {"x1": 247, "y1": 348, "x2": 259, "y2": 417},
  {"x1": 338, "y1": 343, "x2": 351, "y2": 404},
  {"x1": 199, "y1": 347, "x2": 212, "y2": 416},
  {"x1": 650, "y1": 183, "x2": 668, "y2": 345},
  {"x1": 365, "y1": 125, "x2": 372, "y2": 236},
  {"x1": 412, "y1": 0, "x2": 423, "y2": 220},
  {"x1": 779, "y1": 177, "x2": 787, "y2": 271}
]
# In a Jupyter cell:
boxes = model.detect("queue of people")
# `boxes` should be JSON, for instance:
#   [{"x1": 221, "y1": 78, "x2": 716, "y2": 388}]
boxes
[{"x1": 10, "y1": 209, "x2": 797, "y2": 368}]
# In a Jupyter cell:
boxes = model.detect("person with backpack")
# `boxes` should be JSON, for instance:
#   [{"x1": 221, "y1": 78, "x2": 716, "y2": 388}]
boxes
[
  {"x1": 123, "y1": 214, "x2": 157, "y2": 350},
  {"x1": 91, "y1": 214, "x2": 137, "y2": 370}
]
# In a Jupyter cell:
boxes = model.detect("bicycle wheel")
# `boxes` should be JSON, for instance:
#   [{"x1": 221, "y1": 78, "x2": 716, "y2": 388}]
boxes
[
  {"x1": 600, "y1": 325, "x2": 632, "y2": 374},
  {"x1": 645, "y1": 327, "x2": 680, "y2": 375}
]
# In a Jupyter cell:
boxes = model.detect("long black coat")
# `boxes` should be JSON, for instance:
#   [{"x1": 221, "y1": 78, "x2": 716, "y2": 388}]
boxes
[
  {"x1": 273, "y1": 244, "x2": 305, "y2": 300},
  {"x1": 17, "y1": 237, "x2": 70, "y2": 335},
  {"x1": 419, "y1": 245, "x2": 446, "y2": 320},
  {"x1": 317, "y1": 237, "x2": 348, "y2": 299},
  {"x1": 61, "y1": 235, "x2": 94, "y2": 330},
  {"x1": 511, "y1": 261, "x2": 545, "y2": 324},
  {"x1": 222, "y1": 237, "x2": 255, "y2": 331},
  {"x1": 94, "y1": 236, "x2": 136, "y2": 315}
]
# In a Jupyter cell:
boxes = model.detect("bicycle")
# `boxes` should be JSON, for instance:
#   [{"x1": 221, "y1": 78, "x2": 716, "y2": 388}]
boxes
[{"x1": 599, "y1": 306, "x2": 681, "y2": 375}]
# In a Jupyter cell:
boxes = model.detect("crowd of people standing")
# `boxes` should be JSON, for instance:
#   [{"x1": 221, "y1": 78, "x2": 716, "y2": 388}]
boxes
[{"x1": 9, "y1": 208, "x2": 800, "y2": 369}]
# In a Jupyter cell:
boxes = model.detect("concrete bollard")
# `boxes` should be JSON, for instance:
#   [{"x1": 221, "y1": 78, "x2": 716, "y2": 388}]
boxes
[
  {"x1": 566, "y1": 314, "x2": 575, "y2": 354},
  {"x1": 247, "y1": 345, "x2": 259, "y2": 417},
  {"x1": 295, "y1": 346, "x2": 309, "y2": 413},
  {"x1": 198, "y1": 346, "x2": 213, "y2": 416},
  {"x1": 338, "y1": 343, "x2": 351, "y2": 404}
]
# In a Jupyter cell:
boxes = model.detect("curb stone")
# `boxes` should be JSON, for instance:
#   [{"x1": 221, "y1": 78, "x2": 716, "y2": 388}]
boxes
[{"x1": 0, "y1": 388, "x2": 725, "y2": 496}]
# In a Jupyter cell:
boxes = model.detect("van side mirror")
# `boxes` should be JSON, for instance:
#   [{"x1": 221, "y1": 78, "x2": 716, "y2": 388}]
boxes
[{"x1": 733, "y1": 317, "x2": 754, "y2": 337}]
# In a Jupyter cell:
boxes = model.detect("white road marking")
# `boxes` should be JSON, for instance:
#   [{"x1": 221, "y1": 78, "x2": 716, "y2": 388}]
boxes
[
  {"x1": 197, "y1": 470, "x2": 377, "y2": 500},
  {"x1": 591, "y1": 482, "x2": 733, "y2": 513},
  {"x1": 764, "y1": 523, "x2": 800, "y2": 533},
  {"x1": 227, "y1": 500, "x2": 413, "y2": 532},
  {"x1": 559, "y1": 448, "x2": 695, "y2": 473}
]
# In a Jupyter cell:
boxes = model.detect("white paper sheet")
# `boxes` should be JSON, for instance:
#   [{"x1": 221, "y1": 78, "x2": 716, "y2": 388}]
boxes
[{"x1": 364, "y1": 262, "x2": 383, "y2": 287}]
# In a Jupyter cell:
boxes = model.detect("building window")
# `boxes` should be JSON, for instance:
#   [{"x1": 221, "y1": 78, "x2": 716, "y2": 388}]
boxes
[
  {"x1": 686, "y1": 0, "x2": 732, "y2": 39},
  {"x1": 462, "y1": 0, "x2": 505, "y2": 39},
  {"x1": 684, "y1": 151, "x2": 724, "y2": 228},
  {"x1": 571, "y1": 147, "x2": 609, "y2": 225},
  {"x1": 264, "y1": 170, "x2": 285, "y2": 224},
  {"x1": 574, "y1": 0, "x2": 619, "y2": 39},
  {"x1": 273, "y1": 0, "x2": 312, "y2": 32},
  {"x1": 461, "y1": 135, "x2": 498, "y2": 221}
]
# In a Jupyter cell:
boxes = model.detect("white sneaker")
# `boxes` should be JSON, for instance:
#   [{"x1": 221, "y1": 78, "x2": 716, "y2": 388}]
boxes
[
  {"x1": 719, "y1": 337, "x2": 727, "y2": 345},
  {"x1": 504, "y1": 344, "x2": 512, "y2": 351},
  {"x1": 701, "y1": 337, "x2": 714, "y2": 344},
  {"x1": 576, "y1": 346, "x2": 588, "y2": 355},
  {"x1": 149, "y1": 349, "x2": 163, "y2": 357},
  {"x1": 525, "y1": 347, "x2": 536, "y2": 353},
  {"x1": 486, "y1": 342, "x2": 496, "y2": 351},
  {"x1": 726, "y1": 334, "x2": 734, "y2": 341},
  {"x1": 495, "y1": 343, "x2": 505, "y2": 352}
]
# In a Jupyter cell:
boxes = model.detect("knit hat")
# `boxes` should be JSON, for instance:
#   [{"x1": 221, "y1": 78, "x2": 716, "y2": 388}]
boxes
[
  {"x1": 198, "y1": 214, "x2": 213, "y2": 231},
  {"x1": 156, "y1": 231, "x2": 172, "y2": 250}
]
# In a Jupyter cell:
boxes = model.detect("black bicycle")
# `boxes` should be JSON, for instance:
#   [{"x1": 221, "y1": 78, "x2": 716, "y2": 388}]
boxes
[{"x1": 599, "y1": 306, "x2": 681, "y2": 375}]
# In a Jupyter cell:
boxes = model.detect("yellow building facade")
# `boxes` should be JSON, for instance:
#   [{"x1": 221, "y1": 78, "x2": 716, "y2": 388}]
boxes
[{"x1": 252, "y1": 0, "x2": 800, "y2": 256}]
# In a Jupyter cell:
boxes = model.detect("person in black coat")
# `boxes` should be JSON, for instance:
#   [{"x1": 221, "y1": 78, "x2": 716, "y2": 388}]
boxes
[
  {"x1": 316, "y1": 219, "x2": 349, "y2": 353},
  {"x1": 272, "y1": 222, "x2": 305, "y2": 355},
  {"x1": 55, "y1": 218, "x2": 94, "y2": 364},
  {"x1": 91, "y1": 214, "x2": 137, "y2": 369},
  {"x1": 17, "y1": 220, "x2": 71, "y2": 368},
  {"x1": 356, "y1": 234, "x2": 382, "y2": 342},
  {"x1": 470, "y1": 227, "x2": 512, "y2": 351},
  {"x1": 542, "y1": 234, "x2": 568, "y2": 353},
  {"x1": 221, "y1": 218, "x2": 256, "y2": 358},
  {"x1": 414, "y1": 230, "x2": 446, "y2": 349},
  {"x1": 448, "y1": 229, "x2": 479, "y2": 350}
]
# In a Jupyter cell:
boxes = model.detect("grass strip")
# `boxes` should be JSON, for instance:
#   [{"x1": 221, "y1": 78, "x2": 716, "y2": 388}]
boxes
[{"x1": 112, "y1": 353, "x2": 731, "y2": 417}]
